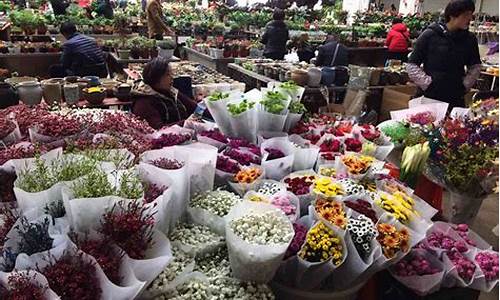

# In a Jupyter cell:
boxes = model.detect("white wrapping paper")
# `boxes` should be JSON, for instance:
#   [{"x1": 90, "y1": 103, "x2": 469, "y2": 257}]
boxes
[
  {"x1": 261, "y1": 137, "x2": 295, "y2": 181},
  {"x1": 224, "y1": 201, "x2": 293, "y2": 283}
]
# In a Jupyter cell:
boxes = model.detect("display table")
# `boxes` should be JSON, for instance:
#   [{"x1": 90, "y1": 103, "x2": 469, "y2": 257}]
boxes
[
  {"x1": 0, "y1": 52, "x2": 60, "y2": 77},
  {"x1": 184, "y1": 47, "x2": 235, "y2": 76},
  {"x1": 107, "y1": 53, "x2": 180, "y2": 76}
]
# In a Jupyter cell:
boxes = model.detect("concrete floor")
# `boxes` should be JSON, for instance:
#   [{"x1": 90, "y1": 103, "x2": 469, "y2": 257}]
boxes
[{"x1": 468, "y1": 194, "x2": 499, "y2": 300}]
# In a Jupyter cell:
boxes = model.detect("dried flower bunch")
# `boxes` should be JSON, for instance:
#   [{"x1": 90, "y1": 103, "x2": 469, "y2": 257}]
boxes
[
  {"x1": 344, "y1": 199, "x2": 378, "y2": 224},
  {"x1": 284, "y1": 223, "x2": 307, "y2": 259},
  {"x1": 475, "y1": 252, "x2": 499, "y2": 281},
  {"x1": 230, "y1": 211, "x2": 293, "y2": 245},
  {"x1": 264, "y1": 148, "x2": 285, "y2": 160},
  {"x1": 348, "y1": 215, "x2": 377, "y2": 259},
  {"x1": 143, "y1": 183, "x2": 168, "y2": 204},
  {"x1": 150, "y1": 158, "x2": 184, "y2": 170},
  {"x1": 0, "y1": 208, "x2": 19, "y2": 252},
  {"x1": 39, "y1": 252, "x2": 102, "y2": 300},
  {"x1": 0, "y1": 272, "x2": 48, "y2": 300},
  {"x1": 149, "y1": 246, "x2": 194, "y2": 291},
  {"x1": 0, "y1": 118, "x2": 15, "y2": 140},
  {"x1": 194, "y1": 246, "x2": 231, "y2": 277},
  {"x1": 36, "y1": 113, "x2": 83, "y2": 138},
  {"x1": 224, "y1": 148, "x2": 260, "y2": 166},
  {"x1": 199, "y1": 129, "x2": 228, "y2": 143},
  {"x1": 99, "y1": 201, "x2": 156, "y2": 259},
  {"x1": 284, "y1": 175, "x2": 316, "y2": 195},
  {"x1": 377, "y1": 223, "x2": 410, "y2": 259},
  {"x1": 216, "y1": 156, "x2": 240, "y2": 174},
  {"x1": 234, "y1": 167, "x2": 262, "y2": 184},
  {"x1": 0, "y1": 144, "x2": 37, "y2": 167},
  {"x1": 315, "y1": 198, "x2": 347, "y2": 229},
  {"x1": 70, "y1": 232, "x2": 124, "y2": 284},
  {"x1": 15, "y1": 217, "x2": 54, "y2": 256},
  {"x1": 446, "y1": 250, "x2": 476, "y2": 282},
  {"x1": 393, "y1": 253, "x2": 441, "y2": 276},
  {"x1": 299, "y1": 222, "x2": 343, "y2": 264},
  {"x1": 313, "y1": 177, "x2": 344, "y2": 198},
  {"x1": 169, "y1": 223, "x2": 223, "y2": 250},
  {"x1": 190, "y1": 189, "x2": 241, "y2": 217},
  {"x1": 151, "y1": 133, "x2": 191, "y2": 149}
]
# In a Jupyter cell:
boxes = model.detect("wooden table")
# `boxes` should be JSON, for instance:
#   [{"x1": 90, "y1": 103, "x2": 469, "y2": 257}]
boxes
[
  {"x1": 185, "y1": 47, "x2": 235, "y2": 76},
  {"x1": 107, "y1": 52, "x2": 180, "y2": 76},
  {"x1": 0, "y1": 52, "x2": 61, "y2": 78}
]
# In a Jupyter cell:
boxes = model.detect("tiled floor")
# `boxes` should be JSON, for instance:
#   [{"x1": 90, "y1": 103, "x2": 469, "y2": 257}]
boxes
[{"x1": 469, "y1": 194, "x2": 499, "y2": 300}]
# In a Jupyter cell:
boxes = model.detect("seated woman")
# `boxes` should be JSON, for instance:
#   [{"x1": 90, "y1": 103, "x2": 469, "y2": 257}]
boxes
[{"x1": 131, "y1": 58, "x2": 197, "y2": 129}]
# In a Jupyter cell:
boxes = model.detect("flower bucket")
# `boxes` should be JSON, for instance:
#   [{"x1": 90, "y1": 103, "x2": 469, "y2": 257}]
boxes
[{"x1": 442, "y1": 191, "x2": 487, "y2": 225}]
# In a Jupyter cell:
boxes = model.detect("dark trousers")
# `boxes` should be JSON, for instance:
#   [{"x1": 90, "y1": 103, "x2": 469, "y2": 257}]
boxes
[
  {"x1": 386, "y1": 51, "x2": 408, "y2": 63},
  {"x1": 153, "y1": 34, "x2": 163, "y2": 40},
  {"x1": 264, "y1": 52, "x2": 285, "y2": 60},
  {"x1": 49, "y1": 63, "x2": 108, "y2": 78}
]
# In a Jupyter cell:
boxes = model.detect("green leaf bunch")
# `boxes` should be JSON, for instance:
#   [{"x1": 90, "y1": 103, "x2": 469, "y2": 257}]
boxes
[{"x1": 227, "y1": 100, "x2": 255, "y2": 116}]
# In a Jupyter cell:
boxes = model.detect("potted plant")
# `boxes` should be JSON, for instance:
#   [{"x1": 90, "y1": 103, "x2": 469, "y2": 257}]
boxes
[
  {"x1": 116, "y1": 38, "x2": 131, "y2": 59},
  {"x1": 249, "y1": 40, "x2": 263, "y2": 58},
  {"x1": 9, "y1": 10, "x2": 38, "y2": 36},
  {"x1": 0, "y1": 41, "x2": 8, "y2": 53},
  {"x1": 35, "y1": 13, "x2": 47, "y2": 35},
  {"x1": 113, "y1": 12, "x2": 130, "y2": 35},
  {"x1": 149, "y1": 39, "x2": 158, "y2": 58},
  {"x1": 212, "y1": 22, "x2": 225, "y2": 37},
  {"x1": 91, "y1": 17, "x2": 105, "y2": 34},
  {"x1": 157, "y1": 38, "x2": 176, "y2": 59},
  {"x1": 38, "y1": 42, "x2": 49, "y2": 53},
  {"x1": 103, "y1": 18, "x2": 114, "y2": 34},
  {"x1": 49, "y1": 41, "x2": 61, "y2": 52}
]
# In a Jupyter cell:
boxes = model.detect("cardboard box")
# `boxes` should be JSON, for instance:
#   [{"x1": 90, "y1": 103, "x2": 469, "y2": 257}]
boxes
[
  {"x1": 380, "y1": 85, "x2": 417, "y2": 121},
  {"x1": 319, "y1": 89, "x2": 367, "y2": 117}
]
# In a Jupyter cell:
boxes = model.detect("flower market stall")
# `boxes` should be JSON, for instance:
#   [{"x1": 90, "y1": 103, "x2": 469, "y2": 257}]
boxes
[{"x1": 0, "y1": 80, "x2": 497, "y2": 299}]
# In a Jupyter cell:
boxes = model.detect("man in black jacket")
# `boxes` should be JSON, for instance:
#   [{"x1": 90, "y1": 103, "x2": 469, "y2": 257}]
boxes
[
  {"x1": 49, "y1": 22, "x2": 107, "y2": 78},
  {"x1": 314, "y1": 35, "x2": 349, "y2": 67},
  {"x1": 261, "y1": 8, "x2": 289, "y2": 60},
  {"x1": 406, "y1": 0, "x2": 481, "y2": 108}
]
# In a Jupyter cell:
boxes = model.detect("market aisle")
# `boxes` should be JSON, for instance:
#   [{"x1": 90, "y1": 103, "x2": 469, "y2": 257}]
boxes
[{"x1": 470, "y1": 193, "x2": 498, "y2": 300}]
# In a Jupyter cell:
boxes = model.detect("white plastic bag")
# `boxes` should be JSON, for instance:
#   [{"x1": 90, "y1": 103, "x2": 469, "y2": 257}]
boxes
[
  {"x1": 289, "y1": 134, "x2": 320, "y2": 171},
  {"x1": 257, "y1": 108, "x2": 288, "y2": 133},
  {"x1": 261, "y1": 137, "x2": 295, "y2": 181},
  {"x1": 257, "y1": 131, "x2": 289, "y2": 146},
  {"x1": 204, "y1": 91, "x2": 241, "y2": 137},
  {"x1": 224, "y1": 201, "x2": 293, "y2": 283},
  {"x1": 178, "y1": 143, "x2": 218, "y2": 196},
  {"x1": 228, "y1": 107, "x2": 258, "y2": 144},
  {"x1": 284, "y1": 113, "x2": 303, "y2": 133},
  {"x1": 139, "y1": 148, "x2": 190, "y2": 232}
]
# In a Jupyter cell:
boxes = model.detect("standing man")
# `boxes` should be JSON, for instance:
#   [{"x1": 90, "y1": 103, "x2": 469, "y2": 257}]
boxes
[
  {"x1": 146, "y1": 0, "x2": 174, "y2": 40},
  {"x1": 406, "y1": 0, "x2": 481, "y2": 108}
]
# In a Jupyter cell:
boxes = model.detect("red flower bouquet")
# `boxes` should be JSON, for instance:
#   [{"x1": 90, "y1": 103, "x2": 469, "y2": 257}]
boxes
[{"x1": 344, "y1": 138, "x2": 362, "y2": 152}]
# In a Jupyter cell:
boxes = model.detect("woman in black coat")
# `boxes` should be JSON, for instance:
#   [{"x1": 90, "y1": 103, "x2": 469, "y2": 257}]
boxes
[
  {"x1": 406, "y1": 0, "x2": 481, "y2": 108},
  {"x1": 261, "y1": 8, "x2": 289, "y2": 60}
]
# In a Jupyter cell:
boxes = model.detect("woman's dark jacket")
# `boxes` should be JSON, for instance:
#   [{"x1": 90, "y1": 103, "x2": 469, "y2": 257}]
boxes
[
  {"x1": 409, "y1": 22, "x2": 481, "y2": 106},
  {"x1": 261, "y1": 20, "x2": 289, "y2": 56}
]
